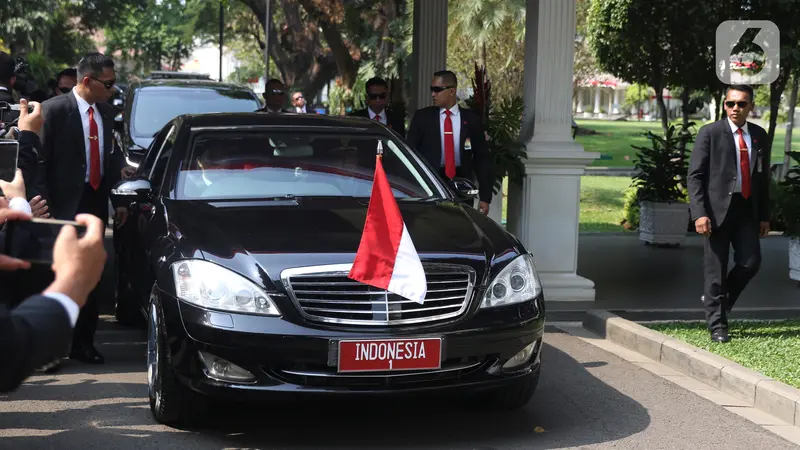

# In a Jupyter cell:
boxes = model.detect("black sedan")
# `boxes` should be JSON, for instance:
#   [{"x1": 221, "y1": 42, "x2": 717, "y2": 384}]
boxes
[{"x1": 110, "y1": 113, "x2": 545, "y2": 426}]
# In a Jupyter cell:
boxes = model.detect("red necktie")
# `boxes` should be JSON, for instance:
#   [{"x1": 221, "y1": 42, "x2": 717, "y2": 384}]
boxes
[
  {"x1": 443, "y1": 110, "x2": 455, "y2": 179},
  {"x1": 374, "y1": 115, "x2": 382, "y2": 123},
  {"x1": 88, "y1": 106, "x2": 101, "y2": 190},
  {"x1": 737, "y1": 128, "x2": 751, "y2": 199}
]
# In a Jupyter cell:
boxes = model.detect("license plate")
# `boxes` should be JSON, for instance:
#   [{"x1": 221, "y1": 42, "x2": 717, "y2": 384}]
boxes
[{"x1": 337, "y1": 338, "x2": 442, "y2": 373}]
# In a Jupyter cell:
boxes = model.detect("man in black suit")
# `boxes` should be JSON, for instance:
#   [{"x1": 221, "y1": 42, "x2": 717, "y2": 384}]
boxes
[
  {"x1": 0, "y1": 203, "x2": 107, "y2": 392},
  {"x1": 688, "y1": 84, "x2": 771, "y2": 343},
  {"x1": 24, "y1": 52, "x2": 132, "y2": 364},
  {"x1": 406, "y1": 70, "x2": 493, "y2": 214},
  {"x1": 257, "y1": 79, "x2": 289, "y2": 113},
  {"x1": 349, "y1": 77, "x2": 405, "y2": 136},
  {"x1": 0, "y1": 52, "x2": 16, "y2": 105}
]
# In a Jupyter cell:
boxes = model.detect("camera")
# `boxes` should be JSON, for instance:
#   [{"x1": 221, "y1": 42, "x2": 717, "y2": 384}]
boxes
[{"x1": 0, "y1": 102, "x2": 33, "y2": 124}]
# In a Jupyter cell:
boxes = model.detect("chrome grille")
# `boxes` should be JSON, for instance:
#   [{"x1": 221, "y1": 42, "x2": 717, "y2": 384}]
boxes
[{"x1": 281, "y1": 263, "x2": 475, "y2": 326}]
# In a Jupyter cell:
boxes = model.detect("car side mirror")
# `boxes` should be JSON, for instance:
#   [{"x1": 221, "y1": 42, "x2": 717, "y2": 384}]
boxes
[
  {"x1": 111, "y1": 176, "x2": 152, "y2": 207},
  {"x1": 449, "y1": 177, "x2": 479, "y2": 199}
]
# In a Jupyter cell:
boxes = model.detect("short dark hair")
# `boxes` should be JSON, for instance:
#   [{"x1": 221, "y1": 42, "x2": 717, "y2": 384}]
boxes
[
  {"x1": 56, "y1": 68, "x2": 77, "y2": 84},
  {"x1": 265, "y1": 78, "x2": 283, "y2": 89},
  {"x1": 433, "y1": 70, "x2": 457, "y2": 88},
  {"x1": 0, "y1": 52, "x2": 15, "y2": 86},
  {"x1": 365, "y1": 77, "x2": 388, "y2": 91},
  {"x1": 77, "y1": 52, "x2": 115, "y2": 79},
  {"x1": 725, "y1": 84, "x2": 754, "y2": 103}
]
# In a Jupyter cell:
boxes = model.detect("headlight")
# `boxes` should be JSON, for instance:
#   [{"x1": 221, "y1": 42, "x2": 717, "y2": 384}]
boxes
[
  {"x1": 481, "y1": 254, "x2": 542, "y2": 308},
  {"x1": 171, "y1": 260, "x2": 280, "y2": 316}
]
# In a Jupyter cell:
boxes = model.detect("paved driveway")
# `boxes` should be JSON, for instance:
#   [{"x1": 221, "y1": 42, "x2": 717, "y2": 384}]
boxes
[{"x1": 0, "y1": 324, "x2": 796, "y2": 449}]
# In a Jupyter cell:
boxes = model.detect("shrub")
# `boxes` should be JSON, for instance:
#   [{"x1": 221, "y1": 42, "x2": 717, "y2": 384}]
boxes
[
  {"x1": 777, "y1": 151, "x2": 800, "y2": 239},
  {"x1": 621, "y1": 186, "x2": 640, "y2": 230},
  {"x1": 630, "y1": 123, "x2": 693, "y2": 203}
]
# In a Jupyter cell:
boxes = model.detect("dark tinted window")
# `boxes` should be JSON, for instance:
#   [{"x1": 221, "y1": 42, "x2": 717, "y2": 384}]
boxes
[
  {"x1": 131, "y1": 88, "x2": 259, "y2": 137},
  {"x1": 175, "y1": 131, "x2": 443, "y2": 201}
]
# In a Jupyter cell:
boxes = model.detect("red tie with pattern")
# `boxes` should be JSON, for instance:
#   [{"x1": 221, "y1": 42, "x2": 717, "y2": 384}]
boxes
[
  {"x1": 737, "y1": 128, "x2": 751, "y2": 199},
  {"x1": 443, "y1": 110, "x2": 455, "y2": 179},
  {"x1": 88, "y1": 106, "x2": 101, "y2": 190}
]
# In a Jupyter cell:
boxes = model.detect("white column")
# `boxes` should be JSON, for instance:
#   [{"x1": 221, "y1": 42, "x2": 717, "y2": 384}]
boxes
[
  {"x1": 593, "y1": 86, "x2": 602, "y2": 116},
  {"x1": 410, "y1": 0, "x2": 448, "y2": 115},
  {"x1": 507, "y1": 0, "x2": 599, "y2": 309},
  {"x1": 576, "y1": 88, "x2": 584, "y2": 113},
  {"x1": 607, "y1": 88, "x2": 613, "y2": 116},
  {"x1": 613, "y1": 89, "x2": 622, "y2": 114}
]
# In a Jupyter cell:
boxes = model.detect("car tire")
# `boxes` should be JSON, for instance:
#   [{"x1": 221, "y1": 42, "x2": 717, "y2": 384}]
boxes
[
  {"x1": 147, "y1": 288, "x2": 207, "y2": 426},
  {"x1": 475, "y1": 367, "x2": 540, "y2": 410},
  {"x1": 114, "y1": 255, "x2": 145, "y2": 328}
]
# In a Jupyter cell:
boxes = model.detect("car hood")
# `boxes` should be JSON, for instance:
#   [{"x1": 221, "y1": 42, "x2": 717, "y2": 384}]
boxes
[{"x1": 165, "y1": 198, "x2": 521, "y2": 287}]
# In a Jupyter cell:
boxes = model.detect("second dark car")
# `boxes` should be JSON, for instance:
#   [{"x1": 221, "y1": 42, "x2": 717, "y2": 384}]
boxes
[{"x1": 111, "y1": 113, "x2": 545, "y2": 426}]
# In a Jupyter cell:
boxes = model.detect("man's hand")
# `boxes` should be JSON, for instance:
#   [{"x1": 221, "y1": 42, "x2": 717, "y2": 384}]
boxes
[
  {"x1": 0, "y1": 199, "x2": 32, "y2": 271},
  {"x1": 29, "y1": 195, "x2": 49, "y2": 218},
  {"x1": 695, "y1": 216, "x2": 711, "y2": 236},
  {"x1": 760, "y1": 221, "x2": 770, "y2": 238},
  {"x1": 121, "y1": 166, "x2": 136, "y2": 179},
  {"x1": 114, "y1": 206, "x2": 128, "y2": 228},
  {"x1": 18, "y1": 99, "x2": 43, "y2": 134},
  {"x1": 0, "y1": 169, "x2": 25, "y2": 200},
  {"x1": 43, "y1": 214, "x2": 107, "y2": 308}
]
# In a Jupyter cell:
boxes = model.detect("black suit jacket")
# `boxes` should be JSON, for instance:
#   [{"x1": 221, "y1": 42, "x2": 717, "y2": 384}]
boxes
[
  {"x1": 0, "y1": 88, "x2": 14, "y2": 104},
  {"x1": 24, "y1": 92, "x2": 124, "y2": 223},
  {"x1": 0, "y1": 295, "x2": 73, "y2": 392},
  {"x1": 688, "y1": 119, "x2": 771, "y2": 228},
  {"x1": 349, "y1": 108, "x2": 406, "y2": 137},
  {"x1": 406, "y1": 106, "x2": 493, "y2": 203}
]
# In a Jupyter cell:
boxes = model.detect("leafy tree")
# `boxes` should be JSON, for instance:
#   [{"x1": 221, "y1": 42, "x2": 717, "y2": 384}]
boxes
[{"x1": 104, "y1": 0, "x2": 201, "y2": 75}]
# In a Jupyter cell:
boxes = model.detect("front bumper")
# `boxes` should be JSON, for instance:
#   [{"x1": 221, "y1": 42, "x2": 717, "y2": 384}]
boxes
[{"x1": 163, "y1": 290, "x2": 545, "y2": 400}]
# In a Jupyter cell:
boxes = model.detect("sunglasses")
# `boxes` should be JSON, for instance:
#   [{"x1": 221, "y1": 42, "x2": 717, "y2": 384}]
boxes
[
  {"x1": 430, "y1": 85, "x2": 454, "y2": 93},
  {"x1": 57, "y1": 86, "x2": 73, "y2": 94},
  {"x1": 268, "y1": 89, "x2": 285, "y2": 95},
  {"x1": 368, "y1": 93, "x2": 388, "y2": 100},
  {"x1": 90, "y1": 77, "x2": 116, "y2": 89},
  {"x1": 725, "y1": 101, "x2": 749, "y2": 108}
]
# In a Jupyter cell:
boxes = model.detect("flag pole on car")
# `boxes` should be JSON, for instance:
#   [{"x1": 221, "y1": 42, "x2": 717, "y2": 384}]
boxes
[{"x1": 348, "y1": 140, "x2": 427, "y2": 304}]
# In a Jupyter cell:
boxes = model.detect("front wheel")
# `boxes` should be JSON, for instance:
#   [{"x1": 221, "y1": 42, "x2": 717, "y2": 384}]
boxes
[{"x1": 147, "y1": 288, "x2": 207, "y2": 426}]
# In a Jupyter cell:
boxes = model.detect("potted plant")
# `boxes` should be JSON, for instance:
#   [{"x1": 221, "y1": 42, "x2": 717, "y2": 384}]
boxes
[
  {"x1": 630, "y1": 123, "x2": 693, "y2": 246},
  {"x1": 776, "y1": 151, "x2": 800, "y2": 281},
  {"x1": 464, "y1": 63, "x2": 527, "y2": 225}
]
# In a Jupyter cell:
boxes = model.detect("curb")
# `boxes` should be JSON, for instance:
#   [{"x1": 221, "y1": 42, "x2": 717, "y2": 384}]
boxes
[{"x1": 584, "y1": 309, "x2": 800, "y2": 427}]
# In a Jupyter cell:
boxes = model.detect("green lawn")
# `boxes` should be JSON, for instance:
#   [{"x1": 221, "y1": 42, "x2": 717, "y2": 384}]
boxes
[
  {"x1": 579, "y1": 176, "x2": 632, "y2": 232},
  {"x1": 648, "y1": 321, "x2": 800, "y2": 389},
  {"x1": 576, "y1": 119, "x2": 800, "y2": 167}
]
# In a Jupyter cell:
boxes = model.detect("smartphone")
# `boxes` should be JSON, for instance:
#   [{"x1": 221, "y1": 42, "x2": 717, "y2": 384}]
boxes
[
  {"x1": 4, "y1": 218, "x2": 87, "y2": 265},
  {"x1": 0, "y1": 140, "x2": 18, "y2": 183}
]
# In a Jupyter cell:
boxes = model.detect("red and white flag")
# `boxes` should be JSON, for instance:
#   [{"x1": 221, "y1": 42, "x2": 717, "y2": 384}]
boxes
[{"x1": 348, "y1": 154, "x2": 427, "y2": 304}]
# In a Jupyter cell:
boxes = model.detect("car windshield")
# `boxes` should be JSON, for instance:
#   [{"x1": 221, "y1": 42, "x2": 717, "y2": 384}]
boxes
[
  {"x1": 175, "y1": 130, "x2": 444, "y2": 200},
  {"x1": 131, "y1": 88, "x2": 260, "y2": 137}
]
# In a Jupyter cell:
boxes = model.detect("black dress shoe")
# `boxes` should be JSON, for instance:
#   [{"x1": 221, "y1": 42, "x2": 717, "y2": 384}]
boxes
[
  {"x1": 711, "y1": 330, "x2": 731, "y2": 343},
  {"x1": 69, "y1": 344, "x2": 105, "y2": 364},
  {"x1": 39, "y1": 360, "x2": 61, "y2": 373}
]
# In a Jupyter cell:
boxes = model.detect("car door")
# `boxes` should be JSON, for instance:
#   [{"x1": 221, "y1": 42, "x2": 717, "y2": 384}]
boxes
[{"x1": 128, "y1": 124, "x2": 177, "y2": 302}]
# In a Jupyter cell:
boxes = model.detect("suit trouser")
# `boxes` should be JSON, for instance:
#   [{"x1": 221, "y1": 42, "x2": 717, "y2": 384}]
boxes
[
  {"x1": 72, "y1": 183, "x2": 109, "y2": 346},
  {"x1": 703, "y1": 194, "x2": 762, "y2": 331}
]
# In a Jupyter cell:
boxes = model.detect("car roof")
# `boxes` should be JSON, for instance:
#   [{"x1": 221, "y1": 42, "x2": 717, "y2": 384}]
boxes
[
  {"x1": 130, "y1": 79, "x2": 255, "y2": 92},
  {"x1": 179, "y1": 112, "x2": 390, "y2": 132}
]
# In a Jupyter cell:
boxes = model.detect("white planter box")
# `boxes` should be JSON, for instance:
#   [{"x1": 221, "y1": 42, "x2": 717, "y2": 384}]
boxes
[
  {"x1": 638, "y1": 200, "x2": 690, "y2": 246},
  {"x1": 790, "y1": 238, "x2": 800, "y2": 282}
]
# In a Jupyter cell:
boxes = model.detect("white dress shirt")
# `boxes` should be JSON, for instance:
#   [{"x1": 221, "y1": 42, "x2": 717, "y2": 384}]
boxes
[
  {"x1": 6, "y1": 198, "x2": 79, "y2": 327},
  {"x1": 439, "y1": 104, "x2": 462, "y2": 166},
  {"x1": 73, "y1": 90, "x2": 104, "y2": 182},
  {"x1": 728, "y1": 117, "x2": 753, "y2": 194},
  {"x1": 368, "y1": 108, "x2": 387, "y2": 124}
]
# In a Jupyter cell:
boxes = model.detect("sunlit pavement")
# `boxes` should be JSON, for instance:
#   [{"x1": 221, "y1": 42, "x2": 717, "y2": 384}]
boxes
[{"x1": 1, "y1": 322, "x2": 797, "y2": 449}]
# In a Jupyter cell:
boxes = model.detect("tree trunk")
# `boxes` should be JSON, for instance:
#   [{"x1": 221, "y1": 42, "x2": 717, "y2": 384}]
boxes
[
  {"x1": 653, "y1": 84, "x2": 669, "y2": 133},
  {"x1": 783, "y1": 75, "x2": 799, "y2": 179},
  {"x1": 681, "y1": 89, "x2": 691, "y2": 128}
]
